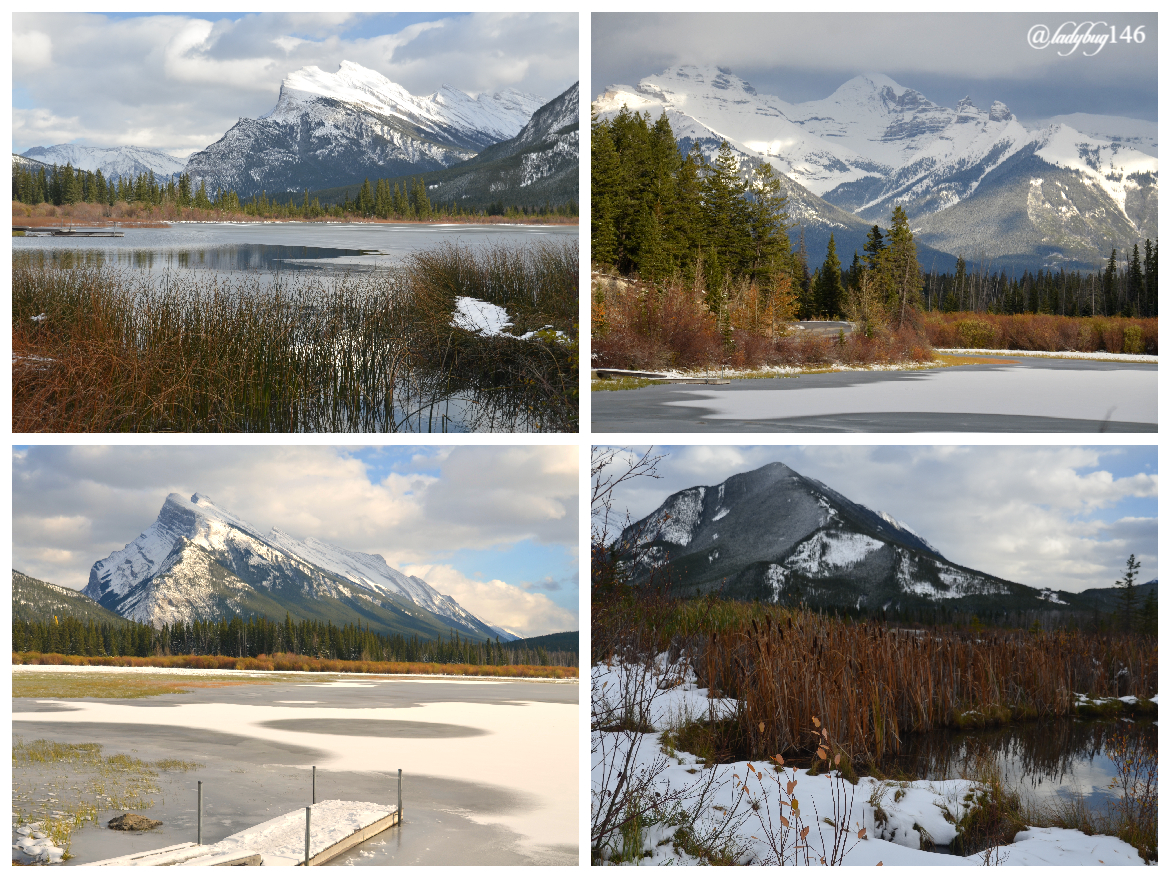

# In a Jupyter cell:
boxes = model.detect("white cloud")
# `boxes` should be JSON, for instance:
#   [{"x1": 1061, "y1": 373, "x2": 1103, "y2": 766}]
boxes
[
  {"x1": 12, "y1": 445, "x2": 579, "y2": 635},
  {"x1": 599, "y1": 445, "x2": 1157, "y2": 593},
  {"x1": 12, "y1": 12, "x2": 578, "y2": 154},
  {"x1": 402, "y1": 563, "x2": 576, "y2": 638}
]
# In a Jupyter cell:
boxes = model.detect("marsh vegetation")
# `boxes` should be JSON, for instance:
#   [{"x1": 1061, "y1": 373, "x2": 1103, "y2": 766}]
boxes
[{"x1": 13, "y1": 239, "x2": 578, "y2": 432}]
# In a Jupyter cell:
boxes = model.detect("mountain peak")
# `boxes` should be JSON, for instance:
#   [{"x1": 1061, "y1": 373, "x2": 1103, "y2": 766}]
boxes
[
  {"x1": 989, "y1": 100, "x2": 1013, "y2": 123},
  {"x1": 83, "y1": 493, "x2": 513, "y2": 640}
]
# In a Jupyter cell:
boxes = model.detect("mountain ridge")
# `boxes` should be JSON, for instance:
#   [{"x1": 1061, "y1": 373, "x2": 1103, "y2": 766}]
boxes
[
  {"x1": 594, "y1": 65, "x2": 1157, "y2": 270},
  {"x1": 82, "y1": 493, "x2": 516, "y2": 642},
  {"x1": 618, "y1": 462, "x2": 1094, "y2": 616}
]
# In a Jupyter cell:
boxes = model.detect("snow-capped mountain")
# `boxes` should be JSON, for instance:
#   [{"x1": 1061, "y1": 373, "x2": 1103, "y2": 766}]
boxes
[
  {"x1": 421, "y1": 81, "x2": 579, "y2": 208},
  {"x1": 82, "y1": 493, "x2": 516, "y2": 641},
  {"x1": 18, "y1": 144, "x2": 187, "y2": 181},
  {"x1": 594, "y1": 66, "x2": 1157, "y2": 269},
  {"x1": 185, "y1": 61, "x2": 544, "y2": 196},
  {"x1": 618, "y1": 462, "x2": 1079, "y2": 614}
]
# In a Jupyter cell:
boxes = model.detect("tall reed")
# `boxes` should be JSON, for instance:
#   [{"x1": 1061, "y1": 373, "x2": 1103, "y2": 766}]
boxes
[
  {"x1": 595, "y1": 596, "x2": 1156, "y2": 764},
  {"x1": 923, "y1": 312, "x2": 1157, "y2": 355},
  {"x1": 13, "y1": 240, "x2": 578, "y2": 432}
]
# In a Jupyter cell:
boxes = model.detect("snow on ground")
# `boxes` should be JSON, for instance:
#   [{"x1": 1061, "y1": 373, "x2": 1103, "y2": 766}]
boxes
[
  {"x1": 936, "y1": 348, "x2": 1157, "y2": 363},
  {"x1": 661, "y1": 364, "x2": 1156, "y2": 423},
  {"x1": 12, "y1": 823, "x2": 65, "y2": 864},
  {"x1": 450, "y1": 297, "x2": 571, "y2": 344},
  {"x1": 452, "y1": 297, "x2": 512, "y2": 335},
  {"x1": 592, "y1": 660, "x2": 1146, "y2": 866},
  {"x1": 13, "y1": 669, "x2": 577, "y2": 852}
]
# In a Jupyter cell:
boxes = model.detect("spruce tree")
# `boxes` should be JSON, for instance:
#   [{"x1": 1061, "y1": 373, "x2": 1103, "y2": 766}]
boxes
[
  {"x1": 1102, "y1": 248, "x2": 1118, "y2": 316},
  {"x1": 590, "y1": 113, "x2": 621, "y2": 266},
  {"x1": 813, "y1": 234, "x2": 844, "y2": 318},
  {"x1": 863, "y1": 225, "x2": 885, "y2": 270},
  {"x1": 1115, "y1": 553, "x2": 1140, "y2": 633}
]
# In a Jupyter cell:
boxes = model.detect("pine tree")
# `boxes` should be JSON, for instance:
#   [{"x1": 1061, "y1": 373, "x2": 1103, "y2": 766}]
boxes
[
  {"x1": 812, "y1": 234, "x2": 844, "y2": 318},
  {"x1": 1102, "y1": 248, "x2": 1118, "y2": 316},
  {"x1": 1115, "y1": 554, "x2": 1140, "y2": 633},
  {"x1": 863, "y1": 225, "x2": 885, "y2": 270},
  {"x1": 1142, "y1": 239, "x2": 1157, "y2": 317}
]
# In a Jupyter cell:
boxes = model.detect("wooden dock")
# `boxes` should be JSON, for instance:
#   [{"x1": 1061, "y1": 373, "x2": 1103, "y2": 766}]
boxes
[{"x1": 89, "y1": 801, "x2": 399, "y2": 866}]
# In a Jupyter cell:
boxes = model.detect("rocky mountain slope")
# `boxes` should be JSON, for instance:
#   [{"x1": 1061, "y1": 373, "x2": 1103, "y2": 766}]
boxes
[
  {"x1": 18, "y1": 144, "x2": 187, "y2": 181},
  {"x1": 617, "y1": 462, "x2": 1083, "y2": 615},
  {"x1": 595, "y1": 66, "x2": 1157, "y2": 270},
  {"x1": 341, "y1": 81, "x2": 579, "y2": 210},
  {"x1": 184, "y1": 61, "x2": 543, "y2": 197},
  {"x1": 13, "y1": 569, "x2": 127, "y2": 625},
  {"x1": 82, "y1": 493, "x2": 515, "y2": 641}
]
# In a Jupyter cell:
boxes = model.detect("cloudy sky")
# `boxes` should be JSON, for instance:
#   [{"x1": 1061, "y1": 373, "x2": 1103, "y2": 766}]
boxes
[
  {"x1": 13, "y1": 12, "x2": 578, "y2": 156},
  {"x1": 12, "y1": 445, "x2": 578, "y2": 638},
  {"x1": 594, "y1": 445, "x2": 1157, "y2": 593},
  {"x1": 592, "y1": 13, "x2": 1157, "y2": 124}
]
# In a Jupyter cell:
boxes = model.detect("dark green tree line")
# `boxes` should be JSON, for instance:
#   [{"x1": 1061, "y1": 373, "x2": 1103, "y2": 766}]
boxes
[{"x1": 13, "y1": 612, "x2": 576, "y2": 667}]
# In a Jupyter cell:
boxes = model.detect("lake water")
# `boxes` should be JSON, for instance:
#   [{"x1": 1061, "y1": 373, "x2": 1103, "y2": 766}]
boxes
[
  {"x1": 878, "y1": 717, "x2": 1155, "y2": 816},
  {"x1": 13, "y1": 222, "x2": 579, "y2": 273},
  {"x1": 12, "y1": 669, "x2": 578, "y2": 865}
]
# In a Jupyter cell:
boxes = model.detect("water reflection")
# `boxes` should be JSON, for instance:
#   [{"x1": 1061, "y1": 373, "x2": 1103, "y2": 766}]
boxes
[
  {"x1": 17, "y1": 244, "x2": 377, "y2": 274},
  {"x1": 878, "y1": 718, "x2": 1155, "y2": 811}
]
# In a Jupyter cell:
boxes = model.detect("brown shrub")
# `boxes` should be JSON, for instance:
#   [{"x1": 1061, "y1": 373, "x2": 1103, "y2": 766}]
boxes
[{"x1": 923, "y1": 312, "x2": 1157, "y2": 355}]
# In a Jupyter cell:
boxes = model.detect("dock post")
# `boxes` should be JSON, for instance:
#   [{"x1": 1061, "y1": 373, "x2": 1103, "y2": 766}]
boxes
[
  {"x1": 312, "y1": 766, "x2": 316, "y2": 805},
  {"x1": 197, "y1": 781, "x2": 203, "y2": 845},
  {"x1": 305, "y1": 806, "x2": 311, "y2": 865},
  {"x1": 397, "y1": 769, "x2": 402, "y2": 820}
]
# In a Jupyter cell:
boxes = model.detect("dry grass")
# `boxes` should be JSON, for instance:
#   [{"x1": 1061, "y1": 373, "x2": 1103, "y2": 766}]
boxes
[
  {"x1": 595, "y1": 598, "x2": 1155, "y2": 765},
  {"x1": 12, "y1": 670, "x2": 284, "y2": 699},
  {"x1": 12, "y1": 198, "x2": 578, "y2": 226},
  {"x1": 13, "y1": 240, "x2": 578, "y2": 432},
  {"x1": 923, "y1": 312, "x2": 1157, "y2": 355},
  {"x1": 14, "y1": 651, "x2": 579, "y2": 679}
]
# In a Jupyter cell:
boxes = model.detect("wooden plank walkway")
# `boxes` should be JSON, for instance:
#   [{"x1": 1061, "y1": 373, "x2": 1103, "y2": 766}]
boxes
[{"x1": 89, "y1": 801, "x2": 399, "y2": 866}]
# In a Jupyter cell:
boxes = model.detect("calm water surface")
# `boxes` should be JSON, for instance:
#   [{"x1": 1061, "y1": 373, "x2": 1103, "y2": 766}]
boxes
[{"x1": 13, "y1": 222, "x2": 578, "y2": 273}]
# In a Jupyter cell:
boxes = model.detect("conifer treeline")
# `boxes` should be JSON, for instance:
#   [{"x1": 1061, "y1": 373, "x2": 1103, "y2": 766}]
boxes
[
  {"x1": 592, "y1": 107, "x2": 1157, "y2": 325},
  {"x1": 12, "y1": 613, "x2": 577, "y2": 668},
  {"x1": 591, "y1": 108, "x2": 926, "y2": 326},
  {"x1": 12, "y1": 161, "x2": 577, "y2": 221},
  {"x1": 921, "y1": 245, "x2": 1157, "y2": 317}
]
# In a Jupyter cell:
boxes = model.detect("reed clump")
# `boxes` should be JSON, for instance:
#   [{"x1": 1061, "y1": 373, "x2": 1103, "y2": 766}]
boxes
[
  {"x1": 923, "y1": 312, "x2": 1157, "y2": 355},
  {"x1": 13, "y1": 240, "x2": 578, "y2": 432},
  {"x1": 595, "y1": 597, "x2": 1156, "y2": 765}
]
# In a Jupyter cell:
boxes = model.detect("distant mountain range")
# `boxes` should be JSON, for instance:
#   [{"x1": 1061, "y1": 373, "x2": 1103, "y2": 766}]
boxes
[
  {"x1": 17, "y1": 62, "x2": 578, "y2": 206},
  {"x1": 16, "y1": 143, "x2": 187, "y2": 181},
  {"x1": 618, "y1": 461, "x2": 1140, "y2": 617},
  {"x1": 79, "y1": 492, "x2": 517, "y2": 642},
  {"x1": 594, "y1": 66, "x2": 1157, "y2": 271}
]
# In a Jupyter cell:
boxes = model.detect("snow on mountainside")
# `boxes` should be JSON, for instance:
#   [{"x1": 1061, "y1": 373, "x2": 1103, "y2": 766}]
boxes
[
  {"x1": 619, "y1": 462, "x2": 1071, "y2": 614},
  {"x1": 83, "y1": 493, "x2": 514, "y2": 640},
  {"x1": 398, "y1": 81, "x2": 580, "y2": 209},
  {"x1": 20, "y1": 144, "x2": 187, "y2": 181},
  {"x1": 185, "y1": 61, "x2": 543, "y2": 196},
  {"x1": 594, "y1": 65, "x2": 1156, "y2": 268}
]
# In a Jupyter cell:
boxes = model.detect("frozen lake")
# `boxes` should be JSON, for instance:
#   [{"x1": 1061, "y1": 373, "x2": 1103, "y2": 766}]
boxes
[
  {"x1": 592, "y1": 355, "x2": 1157, "y2": 432},
  {"x1": 13, "y1": 222, "x2": 579, "y2": 273},
  {"x1": 12, "y1": 668, "x2": 578, "y2": 865}
]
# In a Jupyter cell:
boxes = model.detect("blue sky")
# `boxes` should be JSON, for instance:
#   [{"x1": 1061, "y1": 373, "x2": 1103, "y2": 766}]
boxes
[
  {"x1": 12, "y1": 445, "x2": 578, "y2": 637},
  {"x1": 596, "y1": 445, "x2": 1157, "y2": 593}
]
